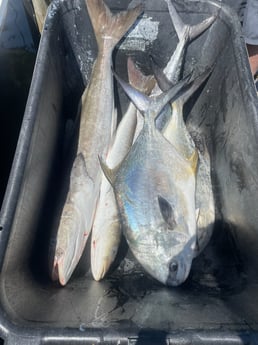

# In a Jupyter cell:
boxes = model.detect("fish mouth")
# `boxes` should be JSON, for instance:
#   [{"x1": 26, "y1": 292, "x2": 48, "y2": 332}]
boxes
[{"x1": 52, "y1": 227, "x2": 88, "y2": 286}]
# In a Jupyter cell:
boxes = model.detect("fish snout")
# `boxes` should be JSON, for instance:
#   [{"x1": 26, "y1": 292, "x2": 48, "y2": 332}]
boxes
[{"x1": 166, "y1": 256, "x2": 191, "y2": 287}]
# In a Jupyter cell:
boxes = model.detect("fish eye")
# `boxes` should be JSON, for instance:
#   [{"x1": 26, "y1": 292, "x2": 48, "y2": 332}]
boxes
[{"x1": 169, "y1": 260, "x2": 178, "y2": 273}]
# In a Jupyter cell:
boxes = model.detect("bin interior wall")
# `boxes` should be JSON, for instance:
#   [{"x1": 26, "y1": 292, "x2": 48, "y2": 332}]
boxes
[{"x1": 1, "y1": 0, "x2": 258, "y2": 335}]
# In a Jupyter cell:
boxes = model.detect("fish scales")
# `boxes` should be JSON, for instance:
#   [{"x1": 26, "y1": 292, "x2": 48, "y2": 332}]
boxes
[
  {"x1": 101, "y1": 75, "x2": 198, "y2": 286},
  {"x1": 91, "y1": 58, "x2": 155, "y2": 281},
  {"x1": 50, "y1": 0, "x2": 143, "y2": 285}
]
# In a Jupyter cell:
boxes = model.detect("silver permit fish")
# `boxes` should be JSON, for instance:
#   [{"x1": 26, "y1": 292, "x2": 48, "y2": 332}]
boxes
[
  {"x1": 161, "y1": 71, "x2": 215, "y2": 255},
  {"x1": 192, "y1": 135, "x2": 215, "y2": 255},
  {"x1": 152, "y1": 33, "x2": 216, "y2": 256},
  {"x1": 100, "y1": 73, "x2": 198, "y2": 286},
  {"x1": 154, "y1": 0, "x2": 216, "y2": 129},
  {"x1": 50, "y1": 0, "x2": 143, "y2": 286},
  {"x1": 91, "y1": 58, "x2": 155, "y2": 281},
  {"x1": 163, "y1": 0, "x2": 217, "y2": 84}
]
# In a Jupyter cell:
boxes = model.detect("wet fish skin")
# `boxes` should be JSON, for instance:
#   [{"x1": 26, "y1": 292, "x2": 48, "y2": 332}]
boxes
[
  {"x1": 51, "y1": 0, "x2": 143, "y2": 285},
  {"x1": 91, "y1": 58, "x2": 155, "y2": 281},
  {"x1": 154, "y1": 0, "x2": 216, "y2": 130},
  {"x1": 100, "y1": 74, "x2": 198, "y2": 286},
  {"x1": 163, "y1": 0, "x2": 217, "y2": 84},
  {"x1": 155, "y1": 66, "x2": 216, "y2": 256},
  {"x1": 190, "y1": 132, "x2": 215, "y2": 256},
  {"x1": 158, "y1": 59, "x2": 216, "y2": 254}
]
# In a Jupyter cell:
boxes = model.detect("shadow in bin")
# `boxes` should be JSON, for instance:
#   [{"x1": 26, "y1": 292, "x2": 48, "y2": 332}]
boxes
[{"x1": 134, "y1": 330, "x2": 168, "y2": 345}]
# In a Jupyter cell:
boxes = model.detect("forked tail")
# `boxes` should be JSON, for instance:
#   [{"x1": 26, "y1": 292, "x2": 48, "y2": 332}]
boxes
[{"x1": 85, "y1": 0, "x2": 143, "y2": 50}]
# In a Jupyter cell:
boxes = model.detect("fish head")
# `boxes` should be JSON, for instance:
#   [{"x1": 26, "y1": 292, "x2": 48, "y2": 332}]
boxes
[
  {"x1": 126, "y1": 193, "x2": 197, "y2": 287},
  {"x1": 50, "y1": 203, "x2": 90, "y2": 286},
  {"x1": 156, "y1": 194, "x2": 196, "y2": 286},
  {"x1": 155, "y1": 230, "x2": 195, "y2": 287},
  {"x1": 165, "y1": 231, "x2": 196, "y2": 286}
]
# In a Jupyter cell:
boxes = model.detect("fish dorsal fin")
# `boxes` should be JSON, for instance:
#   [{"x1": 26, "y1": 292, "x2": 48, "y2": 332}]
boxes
[
  {"x1": 127, "y1": 57, "x2": 156, "y2": 95},
  {"x1": 158, "y1": 195, "x2": 177, "y2": 230}
]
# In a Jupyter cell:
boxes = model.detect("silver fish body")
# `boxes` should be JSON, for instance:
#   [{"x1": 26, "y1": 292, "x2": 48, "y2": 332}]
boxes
[
  {"x1": 51, "y1": 0, "x2": 143, "y2": 285},
  {"x1": 101, "y1": 75, "x2": 198, "y2": 286},
  {"x1": 191, "y1": 134, "x2": 215, "y2": 255},
  {"x1": 155, "y1": 0, "x2": 216, "y2": 129},
  {"x1": 162, "y1": 75, "x2": 215, "y2": 257},
  {"x1": 91, "y1": 102, "x2": 137, "y2": 281},
  {"x1": 91, "y1": 58, "x2": 155, "y2": 281}
]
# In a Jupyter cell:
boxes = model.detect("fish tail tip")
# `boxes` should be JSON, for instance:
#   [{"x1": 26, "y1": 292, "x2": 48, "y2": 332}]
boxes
[{"x1": 86, "y1": 0, "x2": 143, "y2": 49}]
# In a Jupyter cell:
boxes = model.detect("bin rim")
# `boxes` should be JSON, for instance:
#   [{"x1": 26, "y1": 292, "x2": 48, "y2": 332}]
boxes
[{"x1": 0, "y1": 0, "x2": 257, "y2": 343}]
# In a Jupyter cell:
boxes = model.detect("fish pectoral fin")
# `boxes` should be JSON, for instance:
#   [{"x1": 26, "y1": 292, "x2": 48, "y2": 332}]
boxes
[
  {"x1": 158, "y1": 195, "x2": 177, "y2": 230},
  {"x1": 70, "y1": 153, "x2": 94, "y2": 193}
]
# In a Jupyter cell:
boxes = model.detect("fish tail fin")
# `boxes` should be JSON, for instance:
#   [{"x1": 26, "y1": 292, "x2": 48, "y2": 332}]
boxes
[
  {"x1": 113, "y1": 67, "x2": 151, "y2": 114},
  {"x1": 151, "y1": 74, "x2": 192, "y2": 120},
  {"x1": 164, "y1": 0, "x2": 186, "y2": 41},
  {"x1": 150, "y1": 55, "x2": 173, "y2": 92},
  {"x1": 176, "y1": 67, "x2": 213, "y2": 106},
  {"x1": 85, "y1": 0, "x2": 143, "y2": 50},
  {"x1": 165, "y1": 0, "x2": 216, "y2": 42},
  {"x1": 188, "y1": 15, "x2": 217, "y2": 42},
  {"x1": 127, "y1": 57, "x2": 156, "y2": 95},
  {"x1": 153, "y1": 58, "x2": 213, "y2": 108},
  {"x1": 113, "y1": 67, "x2": 191, "y2": 121}
]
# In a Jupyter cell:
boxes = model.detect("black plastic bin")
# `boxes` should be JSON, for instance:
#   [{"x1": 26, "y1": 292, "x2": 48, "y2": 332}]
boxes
[
  {"x1": 0, "y1": 0, "x2": 258, "y2": 344},
  {"x1": 0, "y1": 0, "x2": 39, "y2": 209}
]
